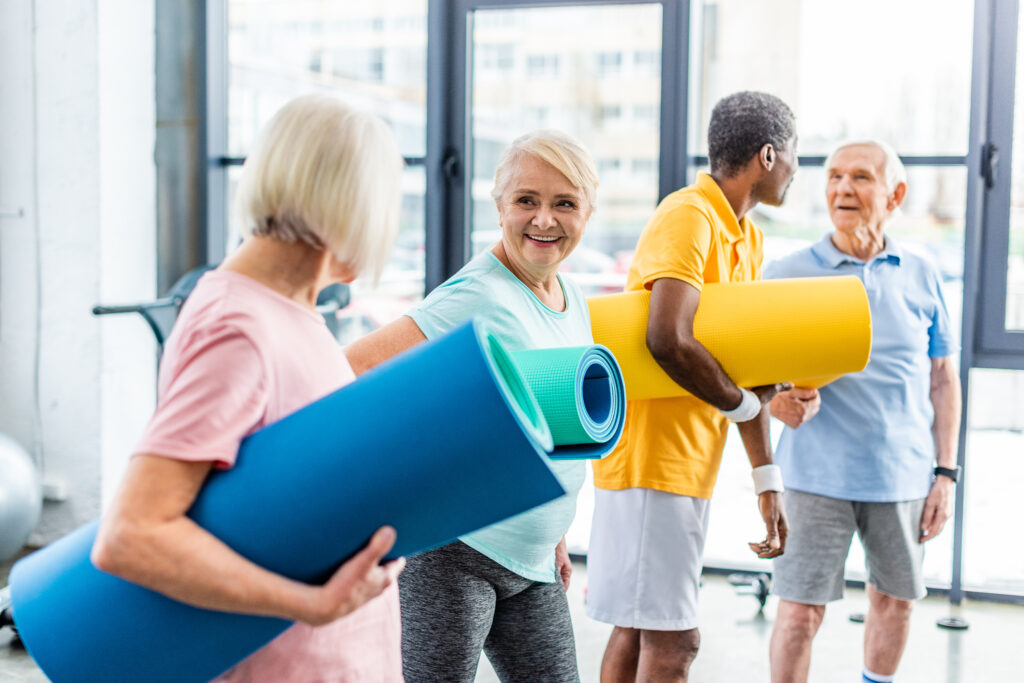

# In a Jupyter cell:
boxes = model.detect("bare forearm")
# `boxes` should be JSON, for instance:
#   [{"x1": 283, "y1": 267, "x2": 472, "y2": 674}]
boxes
[
  {"x1": 649, "y1": 336, "x2": 744, "y2": 410},
  {"x1": 344, "y1": 315, "x2": 426, "y2": 375},
  {"x1": 737, "y1": 410, "x2": 773, "y2": 468},
  {"x1": 930, "y1": 359, "x2": 961, "y2": 469},
  {"x1": 645, "y1": 278, "x2": 746, "y2": 410},
  {"x1": 94, "y1": 515, "x2": 316, "y2": 621}
]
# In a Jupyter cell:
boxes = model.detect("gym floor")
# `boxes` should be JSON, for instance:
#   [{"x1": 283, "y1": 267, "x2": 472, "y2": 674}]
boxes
[{"x1": 2, "y1": 557, "x2": 1021, "y2": 682}]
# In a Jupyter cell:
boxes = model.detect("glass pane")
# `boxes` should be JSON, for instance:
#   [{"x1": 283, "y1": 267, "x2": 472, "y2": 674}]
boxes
[
  {"x1": 228, "y1": 1, "x2": 426, "y2": 158},
  {"x1": 1006, "y1": 6, "x2": 1024, "y2": 330},
  {"x1": 703, "y1": 165, "x2": 967, "y2": 582},
  {"x1": 226, "y1": 1, "x2": 427, "y2": 328},
  {"x1": 469, "y1": 4, "x2": 663, "y2": 299},
  {"x1": 693, "y1": 0, "x2": 973, "y2": 156},
  {"x1": 962, "y1": 369, "x2": 1024, "y2": 595}
]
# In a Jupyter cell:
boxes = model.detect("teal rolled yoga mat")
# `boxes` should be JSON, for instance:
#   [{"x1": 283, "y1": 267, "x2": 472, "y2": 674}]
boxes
[
  {"x1": 510, "y1": 344, "x2": 626, "y2": 460},
  {"x1": 9, "y1": 320, "x2": 563, "y2": 683}
]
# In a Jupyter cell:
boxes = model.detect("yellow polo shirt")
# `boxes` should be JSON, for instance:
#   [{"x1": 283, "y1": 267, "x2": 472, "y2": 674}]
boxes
[{"x1": 592, "y1": 172, "x2": 763, "y2": 499}]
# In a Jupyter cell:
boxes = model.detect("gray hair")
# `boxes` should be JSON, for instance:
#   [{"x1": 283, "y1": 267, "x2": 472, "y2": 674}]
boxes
[
  {"x1": 491, "y1": 129, "x2": 599, "y2": 212},
  {"x1": 235, "y1": 94, "x2": 404, "y2": 283},
  {"x1": 825, "y1": 139, "x2": 907, "y2": 191},
  {"x1": 708, "y1": 91, "x2": 796, "y2": 176}
]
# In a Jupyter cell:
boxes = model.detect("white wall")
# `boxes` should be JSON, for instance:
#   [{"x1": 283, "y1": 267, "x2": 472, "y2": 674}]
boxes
[{"x1": 0, "y1": 0, "x2": 157, "y2": 544}]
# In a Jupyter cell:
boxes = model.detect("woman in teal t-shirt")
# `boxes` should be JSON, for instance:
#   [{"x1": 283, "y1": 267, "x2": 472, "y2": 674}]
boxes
[{"x1": 346, "y1": 129, "x2": 599, "y2": 682}]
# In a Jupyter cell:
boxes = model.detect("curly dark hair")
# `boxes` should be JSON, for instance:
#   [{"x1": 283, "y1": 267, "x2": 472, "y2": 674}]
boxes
[{"x1": 708, "y1": 91, "x2": 796, "y2": 177}]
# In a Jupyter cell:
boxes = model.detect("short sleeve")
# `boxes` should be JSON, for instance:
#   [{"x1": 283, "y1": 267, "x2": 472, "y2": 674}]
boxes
[
  {"x1": 409, "y1": 278, "x2": 512, "y2": 341},
  {"x1": 134, "y1": 324, "x2": 268, "y2": 468},
  {"x1": 632, "y1": 204, "x2": 713, "y2": 291},
  {"x1": 925, "y1": 268, "x2": 958, "y2": 358}
]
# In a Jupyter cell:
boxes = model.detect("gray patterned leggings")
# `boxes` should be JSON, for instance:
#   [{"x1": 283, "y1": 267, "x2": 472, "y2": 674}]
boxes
[{"x1": 399, "y1": 541, "x2": 580, "y2": 683}]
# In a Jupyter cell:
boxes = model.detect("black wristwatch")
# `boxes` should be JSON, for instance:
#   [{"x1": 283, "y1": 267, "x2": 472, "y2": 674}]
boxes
[{"x1": 934, "y1": 465, "x2": 960, "y2": 483}]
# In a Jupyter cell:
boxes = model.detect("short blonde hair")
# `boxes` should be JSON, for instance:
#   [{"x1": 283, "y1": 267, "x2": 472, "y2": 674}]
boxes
[
  {"x1": 490, "y1": 129, "x2": 599, "y2": 212},
  {"x1": 235, "y1": 94, "x2": 403, "y2": 282}
]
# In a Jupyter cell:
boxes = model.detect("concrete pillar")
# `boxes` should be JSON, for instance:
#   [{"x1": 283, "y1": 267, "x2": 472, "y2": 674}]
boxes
[{"x1": 0, "y1": 0, "x2": 157, "y2": 543}]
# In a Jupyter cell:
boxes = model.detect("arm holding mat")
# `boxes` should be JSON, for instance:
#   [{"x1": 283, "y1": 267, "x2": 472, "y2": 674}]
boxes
[
  {"x1": 345, "y1": 315, "x2": 425, "y2": 375},
  {"x1": 646, "y1": 277, "x2": 789, "y2": 559},
  {"x1": 92, "y1": 455, "x2": 402, "y2": 626},
  {"x1": 646, "y1": 279, "x2": 789, "y2": 416}
]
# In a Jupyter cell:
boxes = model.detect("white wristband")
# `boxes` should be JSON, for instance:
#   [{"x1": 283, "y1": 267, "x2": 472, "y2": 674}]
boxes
[
  {"x1": 752, "y1": 464, "x2": 784, "y2": 495},
  {"x1": 720, "y1": 388, "x2": 761, "y2": 422}
]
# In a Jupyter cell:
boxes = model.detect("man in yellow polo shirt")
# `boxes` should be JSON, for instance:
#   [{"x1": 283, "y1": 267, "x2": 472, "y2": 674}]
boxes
[{"x1": 588, "y1": 91, "x2": 798, "y2": 682}]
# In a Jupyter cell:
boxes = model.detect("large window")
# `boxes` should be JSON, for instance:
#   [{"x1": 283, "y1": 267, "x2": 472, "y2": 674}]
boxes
[
  {"x1": 469, "y1": 3, "x2": 663, "y2": 297},
  {"x1": 224, "y1": 1, "x2": 428, "y2": 344},
  {"x1": 204, "y1": 0, "x2": 1024, "y2": 603}
]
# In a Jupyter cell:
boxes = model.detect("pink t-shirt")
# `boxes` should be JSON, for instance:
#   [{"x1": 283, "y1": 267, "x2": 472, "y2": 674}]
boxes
[{"x1": 134, "y1": 270, "x2": 403, "y2": 683}]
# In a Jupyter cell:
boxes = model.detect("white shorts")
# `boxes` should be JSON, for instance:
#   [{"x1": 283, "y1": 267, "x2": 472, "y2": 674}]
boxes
[{"x1": 585, "y1": 487, "x2": 711, "y2": 631}]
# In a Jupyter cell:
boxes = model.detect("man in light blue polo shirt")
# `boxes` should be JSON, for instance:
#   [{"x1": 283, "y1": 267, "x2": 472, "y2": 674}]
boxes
[{"x1": 764, "y1": 140, "x2": 961, "y2": 683}]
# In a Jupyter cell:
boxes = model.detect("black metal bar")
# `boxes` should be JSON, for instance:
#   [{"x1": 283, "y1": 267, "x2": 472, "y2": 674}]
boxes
[
  {"x1": 689, "y1": 154, "x2": 968, "y2": 167},
  {"x1": 658, "y1": 1, "x2": 691, "y2": 201},
  {"x1": 215, "y1": 155, "x2": 428, "y2": 167},
  {"x1": 425, "y1": 1, "x2": 465, "y2": 291},
  {"x1": 204, "y1": 0, "x2": 228, "y2": 263}
]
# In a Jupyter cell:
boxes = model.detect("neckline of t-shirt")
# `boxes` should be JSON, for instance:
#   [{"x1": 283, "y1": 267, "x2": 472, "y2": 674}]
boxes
[
  {"x1": 483, "y1": 250, "x2": 571, "y2": 318},
  {"x1": 205, "y1": 269, "x2": 327, "y2": 324}
]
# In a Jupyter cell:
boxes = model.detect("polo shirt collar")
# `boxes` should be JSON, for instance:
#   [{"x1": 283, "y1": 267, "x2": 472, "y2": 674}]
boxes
[
  {"x1": 695, "y1": 172, "x2": 744, "y2": 243},
  {"x1": 811, "y1": 233, "x2": 902, "y2": 269}
]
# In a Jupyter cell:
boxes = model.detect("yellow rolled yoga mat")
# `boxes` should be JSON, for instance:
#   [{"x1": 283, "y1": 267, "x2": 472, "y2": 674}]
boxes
[{"x1": 588, "y1": 276, "x2": 871, "y2": 400}]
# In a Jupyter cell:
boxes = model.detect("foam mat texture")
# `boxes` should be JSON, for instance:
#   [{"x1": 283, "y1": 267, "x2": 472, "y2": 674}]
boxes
[
  {"x1": 588, "y1": 276, "x2": 871, "y2": 400},
  {"x1": 511, "y1": 345, "x2": 625, "y2": 459}
]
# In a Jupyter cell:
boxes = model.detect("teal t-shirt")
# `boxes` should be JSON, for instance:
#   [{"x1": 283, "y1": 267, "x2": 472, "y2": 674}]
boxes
[{"x1": 408, "y1": 250, "x2": 591, "y2": 582}]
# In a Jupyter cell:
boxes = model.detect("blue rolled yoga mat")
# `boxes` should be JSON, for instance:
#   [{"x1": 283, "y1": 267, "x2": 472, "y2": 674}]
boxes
[
  {"x1": 510, "y1": 345, "x2": 626, "y2": 460},
  {"x1": 9, "y1": 320, "x2": 564, "y2": 683}
]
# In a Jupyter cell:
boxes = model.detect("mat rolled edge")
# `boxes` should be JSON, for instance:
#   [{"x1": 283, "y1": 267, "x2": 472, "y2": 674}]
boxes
[{"x1": 511, "y1": 344, "x2": 626, "y2": 460}]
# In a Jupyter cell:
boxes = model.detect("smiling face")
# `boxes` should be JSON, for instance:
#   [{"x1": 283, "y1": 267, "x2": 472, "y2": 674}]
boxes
[
  {"x1": 496, "y1": 153, "x2": 590, "y2": 283},
  {"x1": 826, "y1": 144, "x2": 901, "y2": 235}
]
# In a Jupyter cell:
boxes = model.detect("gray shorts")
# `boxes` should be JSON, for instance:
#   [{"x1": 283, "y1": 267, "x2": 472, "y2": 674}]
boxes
[{"x1": 772, "y1": 490, "x2": 927, "y2": 604}]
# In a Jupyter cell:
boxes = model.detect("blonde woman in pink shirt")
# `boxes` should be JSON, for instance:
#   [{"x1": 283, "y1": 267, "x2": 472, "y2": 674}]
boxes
[{"x1": 91, "y1": 94, "x2": 407, "y2": 682}]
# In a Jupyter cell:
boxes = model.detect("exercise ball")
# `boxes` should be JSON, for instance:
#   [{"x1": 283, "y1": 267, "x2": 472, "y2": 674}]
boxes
[{"x1": 0, "y1": 433, "x2": 42, "y2": 562}]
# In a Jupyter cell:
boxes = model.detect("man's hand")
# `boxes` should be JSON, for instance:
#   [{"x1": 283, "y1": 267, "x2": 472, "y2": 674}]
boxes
[
  {"x1": 748, "y1": 491, "x2": 788, "y2": 558},
  {"x1": 751, "y1": 382, "x2": 794, "y2": 407},
  {"x1": 769, "y1": 387, "x2": 821, "y2": 429},
  {"x1": 555, "y1": 537, "x2": 572, "y2": 590},
  {"x1": 302, "y1": 526, "x2": 405, "y2": 626},
  {"x1": 919, "y1": 476, "x2": 955, "y2": 542}
]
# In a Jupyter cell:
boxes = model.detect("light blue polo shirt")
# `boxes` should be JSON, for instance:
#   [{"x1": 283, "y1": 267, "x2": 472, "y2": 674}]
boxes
[
  {"x1": 408, "y1": 250, "x2": 590, "y2": 582},
  {"x1": 764, "y1": 234, "x2": 958, "y2": 502}
]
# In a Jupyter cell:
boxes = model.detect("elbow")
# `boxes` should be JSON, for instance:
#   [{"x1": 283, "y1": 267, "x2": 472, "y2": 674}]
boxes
[
  {"x1": 646, "y1": 328, "x2": 691, "y2": 369},
  {"x1": 90, "y1": 517, "x2": 139, "y2": 577}
]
